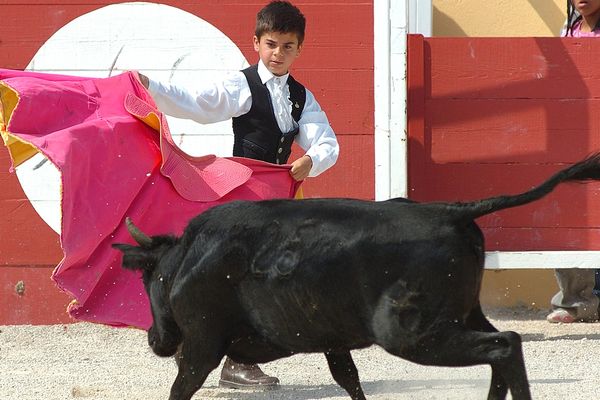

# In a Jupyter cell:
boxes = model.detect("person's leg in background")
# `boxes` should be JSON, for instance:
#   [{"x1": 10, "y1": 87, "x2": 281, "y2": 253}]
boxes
[
  {"x1": 594, "y1": 269, "x2": 600, "y2": 298},
  {"x1": 547, "y1": 268, "x2": 599, "y2": 323}
]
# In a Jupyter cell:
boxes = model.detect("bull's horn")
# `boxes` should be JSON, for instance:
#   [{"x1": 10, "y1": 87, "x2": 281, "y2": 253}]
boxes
[{"x1": 125, "y1": 217, "x2": 153, "y2": 247}]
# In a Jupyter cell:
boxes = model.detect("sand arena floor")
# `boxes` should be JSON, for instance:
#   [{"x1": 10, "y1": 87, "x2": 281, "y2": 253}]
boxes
[{"x1": 1, "y1": 307, "x2": 599, "y2": 400}]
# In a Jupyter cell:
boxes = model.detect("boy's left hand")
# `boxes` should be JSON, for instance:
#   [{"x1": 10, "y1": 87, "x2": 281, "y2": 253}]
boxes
[{"x1": 289, "y1": 155, "x2": 312, "y2": 181}]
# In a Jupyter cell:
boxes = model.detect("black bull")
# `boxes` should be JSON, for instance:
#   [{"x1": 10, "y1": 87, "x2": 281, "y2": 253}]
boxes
[{"x1": 113, "y1": 153, "x2": 600, "y2": 400}]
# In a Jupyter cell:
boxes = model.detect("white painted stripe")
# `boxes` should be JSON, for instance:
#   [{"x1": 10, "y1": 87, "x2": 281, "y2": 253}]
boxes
[
  {"x1": 374, "y1": 0, "x2": 430, "y2": 201},
  {"x1": 389, "y1": 3, "x2": 408, "y2": 199},
  {"x1": 408, "y1": 0, "x2": 432, "y2": 37},
  {"x1": 374, "y1": 0, "x2": 392, "y2": 201},
  {"x1": 484, "y1": 251, "x2": 600, "y2": 269}
]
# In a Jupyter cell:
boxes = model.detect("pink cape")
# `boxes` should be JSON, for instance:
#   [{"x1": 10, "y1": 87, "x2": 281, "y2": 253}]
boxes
[{"x1": 0, "y1": 70, "x2": 300, "y2": 329}]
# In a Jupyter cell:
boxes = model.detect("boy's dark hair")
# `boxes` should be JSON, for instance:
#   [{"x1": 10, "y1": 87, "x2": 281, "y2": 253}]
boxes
[
  {"x1": 565, "y1": 0, "x2": 600, "y2": 36},
  {"x1": 256, "y1": 1, "x2": 306, "y2": 44}
]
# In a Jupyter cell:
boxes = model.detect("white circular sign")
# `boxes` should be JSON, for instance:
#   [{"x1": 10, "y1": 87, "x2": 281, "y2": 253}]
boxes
[{"x1": 18, "y1": 2, "x2": 249, "y2": 233}]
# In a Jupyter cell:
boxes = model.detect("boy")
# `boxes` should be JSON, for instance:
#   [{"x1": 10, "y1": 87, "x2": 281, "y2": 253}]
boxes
[
  {"x1": 140, "y1": 0, "x2": 338, "y2": 183},
  {"x1": 139, "y1": 0, "x2": 339, "y2": 390}
]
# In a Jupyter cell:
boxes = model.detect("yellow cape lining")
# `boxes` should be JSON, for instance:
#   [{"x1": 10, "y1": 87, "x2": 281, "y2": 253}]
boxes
[{"x1": 0, "y1": 82, "x2": 39, "y2": 167}]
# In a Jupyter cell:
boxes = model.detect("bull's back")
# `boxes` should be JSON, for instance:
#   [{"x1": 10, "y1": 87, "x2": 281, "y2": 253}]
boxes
[{"x1": 184, "y1": 198, "x2": 486, "y2": 351}]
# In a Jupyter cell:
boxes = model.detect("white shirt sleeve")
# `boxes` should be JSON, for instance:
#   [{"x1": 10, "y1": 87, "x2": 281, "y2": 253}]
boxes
[
  {"x1": 147, "y1": 72, "x2": 252, "y2": 124},
  {"x1": 148, "y1": 70, "x2": 339, "y2": 177},
  {"x1": 295, "y1": 88, "x2": 339, "y2": 177}
]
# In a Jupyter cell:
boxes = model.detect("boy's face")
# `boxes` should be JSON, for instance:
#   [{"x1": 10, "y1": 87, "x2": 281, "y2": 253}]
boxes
[{"x1": 253, "y1": 31, "x2": 302, "y2": 76}]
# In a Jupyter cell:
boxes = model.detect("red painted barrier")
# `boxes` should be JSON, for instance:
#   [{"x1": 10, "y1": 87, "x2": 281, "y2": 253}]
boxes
[{"x1": 407, "y1": 34, "x2": 600, "y2": 251}]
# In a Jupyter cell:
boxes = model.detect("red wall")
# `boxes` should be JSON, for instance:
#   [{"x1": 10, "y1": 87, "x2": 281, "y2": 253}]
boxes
[
  {"x1": 407, "y1": 35, "x2": 600, "y2": 251},
  {"x1": 0, "y1": 0, "x2": 374, "y2": 324}
]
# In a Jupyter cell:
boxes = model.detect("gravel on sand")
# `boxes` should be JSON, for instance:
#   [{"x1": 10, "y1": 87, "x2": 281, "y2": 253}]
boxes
[{"x1": 1, "y1": 307, "x2": 598, "y2": 400}]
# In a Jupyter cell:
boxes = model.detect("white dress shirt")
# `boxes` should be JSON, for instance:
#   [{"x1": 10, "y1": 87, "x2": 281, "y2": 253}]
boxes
[{"x1": 148, "y1": 60, "x2": 339, "y2": 177}]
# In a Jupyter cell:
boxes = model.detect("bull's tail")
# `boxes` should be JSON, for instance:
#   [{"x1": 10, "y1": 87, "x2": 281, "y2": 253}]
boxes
[{"x1": 445, "y1": 153, "x2": 600, "y2": 221}]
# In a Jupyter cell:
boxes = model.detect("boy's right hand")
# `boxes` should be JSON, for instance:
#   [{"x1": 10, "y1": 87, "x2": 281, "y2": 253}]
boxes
[{"x1": 289, "y1": 155, "x2": 312, "y2": 181}]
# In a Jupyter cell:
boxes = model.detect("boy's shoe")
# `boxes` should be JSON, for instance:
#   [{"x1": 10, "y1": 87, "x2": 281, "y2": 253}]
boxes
[
  {"x1": 219, "y1": 358, "x2": 279, "y2": 390},
  {"x1": 546, "y1": 308, "x2": 576, "y2": 323}
]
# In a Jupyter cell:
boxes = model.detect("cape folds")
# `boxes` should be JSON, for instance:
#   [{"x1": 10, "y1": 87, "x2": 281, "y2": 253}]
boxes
[{"x1": 0, "y1": 69, "x2": 300, "y2": 329}]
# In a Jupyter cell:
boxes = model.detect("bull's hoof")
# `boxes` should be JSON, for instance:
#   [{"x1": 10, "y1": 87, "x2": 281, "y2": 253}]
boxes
[{"x1": 219, "y1": 358, "x2": 279, "y2": 390}]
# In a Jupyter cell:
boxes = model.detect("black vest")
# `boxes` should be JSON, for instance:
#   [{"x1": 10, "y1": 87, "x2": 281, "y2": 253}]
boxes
[{"x1": 232, "y1": 65, "x2": 306, "y2": 164}]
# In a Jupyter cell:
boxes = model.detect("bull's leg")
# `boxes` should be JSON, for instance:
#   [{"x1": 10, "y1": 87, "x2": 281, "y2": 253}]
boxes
[
  {"x1": 324, "y1": 351, "x2": 366, "y2": 400},
  {"x1": 173, "y1": 343, "x2": 183, "y2": 367},
  {"x1": 383, "y1": 328, "x2": 531, "y2": 400},
  {"x1": 465, "y1": 303, "x2": 497, "y2": 333},
  {"x1": 465, "y1": 305, "x2": 508, "y2": 400},
  {"x1": 168, "y1": 338, "x2": 225, "y2": 400}
]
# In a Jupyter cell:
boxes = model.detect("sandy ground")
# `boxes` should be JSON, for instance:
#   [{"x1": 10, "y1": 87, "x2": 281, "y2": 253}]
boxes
[{"x1": 1, "y1": 307, "x2": 599, "y2": 400}]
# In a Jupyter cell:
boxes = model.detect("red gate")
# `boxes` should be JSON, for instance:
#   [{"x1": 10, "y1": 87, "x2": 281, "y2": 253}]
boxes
[{"x1": 407, "y1": 34, "x2": 600, "y2": 252}]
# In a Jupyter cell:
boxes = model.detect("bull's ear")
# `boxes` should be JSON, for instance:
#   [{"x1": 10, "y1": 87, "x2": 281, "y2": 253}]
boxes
[{"x1": 112, "y1": 243, "x2": 157, "y2": 273}]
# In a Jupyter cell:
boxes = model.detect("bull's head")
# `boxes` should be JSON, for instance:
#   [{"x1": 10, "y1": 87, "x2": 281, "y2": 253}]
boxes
[{"x1": 112, "y1": 218, "x2": 182, "y2": 357}]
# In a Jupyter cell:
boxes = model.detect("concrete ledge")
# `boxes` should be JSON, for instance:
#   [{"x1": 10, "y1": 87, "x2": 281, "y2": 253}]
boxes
[{"x1": 485, "y1": 251, "x2": 600, "y2": 270}]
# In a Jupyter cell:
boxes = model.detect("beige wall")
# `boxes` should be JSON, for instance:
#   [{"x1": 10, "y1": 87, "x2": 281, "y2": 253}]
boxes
[
  {"x1": 431, "y1": 0, "x2": 571, "y2": 310},
  {"x1": 480, "y1": 270, "x2": 558, "y2": 310},
  {"x1": 433, "y1": 0, "x2": 566, "y2": 37}
]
